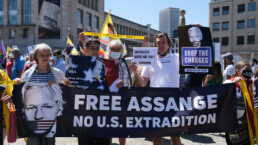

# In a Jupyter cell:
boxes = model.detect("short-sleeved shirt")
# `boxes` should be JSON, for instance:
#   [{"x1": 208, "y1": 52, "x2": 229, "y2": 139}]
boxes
[
  {"x1": 141, "y1": 53, "x2": 180, "y2": 88},
  {"x1": 223, "y1": 64, "x2": 235, "y2": 81},
  {"x1": 11, "y1": 56, "x2": 26, "y2": 80}
]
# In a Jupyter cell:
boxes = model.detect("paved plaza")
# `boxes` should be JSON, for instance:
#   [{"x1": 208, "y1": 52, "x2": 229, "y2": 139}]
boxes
[{"x1": 5, "y1": 133, "x2": 227, "y2": 145}]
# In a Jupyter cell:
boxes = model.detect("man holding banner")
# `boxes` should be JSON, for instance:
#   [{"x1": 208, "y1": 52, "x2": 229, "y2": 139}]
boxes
[{"x1": 130, "y1": 33, "x2": 181, "y2": 145}]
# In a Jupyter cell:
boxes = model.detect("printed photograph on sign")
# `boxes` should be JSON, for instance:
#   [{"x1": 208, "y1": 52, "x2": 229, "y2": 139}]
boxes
[
  {"x1": 178, "y1": 26, "x2": 214, "y2": 74},
  {"x1": 67, "y1": 56, "x2": 108, "y2": 91},
  {"x1": 133, "y1": 47, "x2": 157, "y2": 66},
  {"x1": 38, "y1": 0, "x2": 61, "y2": 39},
  {"x1": 18, "y1": 83, "x2": 63, "y2": 137}
]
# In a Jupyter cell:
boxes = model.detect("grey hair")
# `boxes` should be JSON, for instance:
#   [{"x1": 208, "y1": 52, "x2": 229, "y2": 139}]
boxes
[
  {"x1": 33, "y1": 43, "x2": 52, "y2": 63},
  {"x1": 188, "y1": 26, "x2": 203, "y2": 40},
  {"x1": 21, "y1": 82, "x2": 64, "y2": 116},
  {"x1": 104, "y1": 40, "x2": 125, "y2": 59}
]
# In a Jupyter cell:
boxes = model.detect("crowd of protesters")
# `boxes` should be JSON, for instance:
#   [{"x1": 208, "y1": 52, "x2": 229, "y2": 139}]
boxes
[{"x1": 0, "y1": 31, "x2": 257, "y2": 145}]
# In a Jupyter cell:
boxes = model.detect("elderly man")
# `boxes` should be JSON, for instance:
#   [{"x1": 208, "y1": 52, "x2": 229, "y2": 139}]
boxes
[
  {"x1": 130, "y1": 33, "x2": 181, "y2": 145},
  {"x1": 11, "y1": 48, "x2": 26, "y2": 80}
]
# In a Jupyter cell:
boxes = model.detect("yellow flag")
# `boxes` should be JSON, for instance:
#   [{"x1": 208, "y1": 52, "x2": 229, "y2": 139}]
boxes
[
  {"x1": 67, "y1": 37, "x2": 78, "y2": 56},
  {"x1": 99, "y1": 10, "x2": 127, "y2": 55},
  {"x1": 5, "y1": 46, "x2": 12, "y2": 58}
]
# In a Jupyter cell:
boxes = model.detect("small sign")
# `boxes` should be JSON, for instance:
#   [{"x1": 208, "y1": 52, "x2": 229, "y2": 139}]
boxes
[
  {"x1": 182, "y1": 47, "x2": 211, "y2": 73},
  {"x1": 133, "y1": 47, "x2": 157, "y2": 66}
]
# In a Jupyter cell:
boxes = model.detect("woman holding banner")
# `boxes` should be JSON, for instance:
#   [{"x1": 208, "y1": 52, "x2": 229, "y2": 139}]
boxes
[
  {"x1": 21, "y1": 43, "x2": 70, "y2": 145},
  {"x1": 223, "y1": 60, "x2": 254, "y2": 145},
  {"x1": 104, "y1": 39, "x2": 132, "y2": 145}
]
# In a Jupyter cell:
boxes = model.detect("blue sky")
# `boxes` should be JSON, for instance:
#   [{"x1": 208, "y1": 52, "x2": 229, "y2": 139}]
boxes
[{"x1": 105, "y1": 0, "x2": 210, "y2": 31}]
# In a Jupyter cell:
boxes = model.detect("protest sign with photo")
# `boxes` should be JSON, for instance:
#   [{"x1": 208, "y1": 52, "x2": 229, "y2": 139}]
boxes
[
  {"x1": 67, "y1": 56, "x2": 108, "y2": 91},
  {"x1": 13, "y1": 83, "x2": 237, "y2": 138},
  {"x1": 178, "y1": 26, "x2": 214, "y2": 74},
  {"x1": 38, "y1": 0, "x2": 61, "y2": 39},
  {"x1": 133, "y1": 47, "x2": 157, "y2": 66}
]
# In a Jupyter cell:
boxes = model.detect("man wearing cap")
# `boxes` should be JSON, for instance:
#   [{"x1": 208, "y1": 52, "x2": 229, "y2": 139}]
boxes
[{"x1": 223, "y1": 52, "x2": 234, "y2": 81}]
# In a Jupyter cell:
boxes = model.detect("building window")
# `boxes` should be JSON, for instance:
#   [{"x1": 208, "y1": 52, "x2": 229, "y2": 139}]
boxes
[
  {"x1": 248, "y1": 19, "x2": 255, "y2": 28},
  {"x1": 237, "y1": 36, "x2": 244, "y2": 45},
  {"x1": 23, "y1": 28, "x2": 29, "y2": 39},
  {"x1": 0, "y1": 0, "x2": 3, "y2": 25},
  {"x1": 94, "y1": 0, "x2": 98, "y2": 10},
  {"x1": 213, "y1": 8, "x2": 220, "y2": 16},
  {"x1": 9, "y1": 0, "x2": 17, "y2": 25},
  {"x1": 90, "y1": 0, "x2": 93, "y2": 8},
  {"x1": 248, "y1": 2, "x2": 256, "y2": 11},
  {"x1": 222, "y1": 6, "x2": 229, "y2": 15},
  {"x1": 237, "y1": 20, "x2": 245, "y2": 29},
  {"x1": 238, "y1": 4, "x2": 245, "y2": 13},
  {"x1": 77, "y1": 9, "x2": 83, "y2": 24},
  {"x1": 213, "y1": 23, "x2": 219, "y2": 31},
  {"x1": 85, "y1": 0, "x2": 89, "y2": 6},
  {"x1": 86, "y1": 13, "x2": 91, "y2": 26},
  {"x1": 94, "y1": 16, "x2": 99, "y2": 29},
  {"x1": 9, "y1": 29, "x2": 15, "y2": 39},
  {"x1": 222, "y1": 22, "x2": 229, "y2": 30},
  {"x1": 248, "y1": 35, "x2": 255, "y2": 44},
  {"x1": 23, "y1": 0, "x2": 31, "y2": 25},
  {"x1": 213, "y1": 38, "x2": 219, "y2": 43},
  {"x1": 222, "y1": 37, "x2": 228, "y2": 46}
]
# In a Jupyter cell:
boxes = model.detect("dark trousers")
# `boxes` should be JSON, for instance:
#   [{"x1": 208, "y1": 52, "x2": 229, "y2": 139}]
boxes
[
  {"x1": 27, "y1": 137, "x2": 55, "y2": 145},
  {"x1": 78, "y1": 137, "x2": 110, "y2": 145}
]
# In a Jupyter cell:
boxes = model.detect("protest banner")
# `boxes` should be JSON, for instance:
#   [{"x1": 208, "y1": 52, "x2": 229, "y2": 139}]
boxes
[
  {"x1": 0, "y1": 86, "x2": 7, "y2": 145},
  {"x1": 178, "y1": 26, "x2": 214, "y2": 74},
  {"x1": 254, "y1": 79, "x2": 258, "y2": 108},
  {"x1": 133, "y1": 47, "x2": 157, "y2": 66},
  {"x1": 67, "y1": 56, "x2": 108, "y2": 91},
  {"x1": 12, "y1": 83, "x2": 237, "y2": 138},
  {"x1": 38, "y1": 0, "x2": 60, "y2": 39}
]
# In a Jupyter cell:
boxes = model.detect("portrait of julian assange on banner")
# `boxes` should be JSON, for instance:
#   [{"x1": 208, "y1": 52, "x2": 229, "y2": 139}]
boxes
[
  {"x1": 178, "y1": 25, "x2": 214, "y2": 74},
  {"x1": 13, "y1": 82, "x2": 238, "y2": 138},
  {"x1": 38, "y1": 0, "x2": 61, "y2": 39},
  {"x1": 67, "y1": 56, "x2": 109, "y2": 91}
]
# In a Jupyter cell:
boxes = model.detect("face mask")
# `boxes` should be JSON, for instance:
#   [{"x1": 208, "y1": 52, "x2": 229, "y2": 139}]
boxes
[
  {"x1": 110, "y1": 52, "x2": 121, "y2": 59},
  {"x1": 53, "y1": 56, "x2": 57, "y2": 62},
  {"x1": 242, "y1": 69, "x2": 253, "y2": 80}
]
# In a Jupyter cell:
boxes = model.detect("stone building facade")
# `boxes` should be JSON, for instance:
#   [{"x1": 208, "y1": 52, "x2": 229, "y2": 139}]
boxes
[
  {"x1": 0, "y1": 0, "x2": 160, "y2": 55},
  {"x1": 0, "y1": 0, "x2": 104, "y2": 54},
  {"x1": 209, "y1": 0, "x2": 258, "y2": 60}
]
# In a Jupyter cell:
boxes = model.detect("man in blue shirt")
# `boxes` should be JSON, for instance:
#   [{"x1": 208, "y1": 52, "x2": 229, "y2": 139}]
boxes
[{"x1": 11, "y1": 48, "x2": 26, "y2": 80}]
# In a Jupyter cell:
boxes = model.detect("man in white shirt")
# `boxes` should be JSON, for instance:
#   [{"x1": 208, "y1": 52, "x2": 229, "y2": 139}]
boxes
[
  {"x1": 130, "y1": 33, "x2": 180, "y2": 145},
  {"x1": 222, "y1": 52, "x2": 235, "y2": 81}
]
